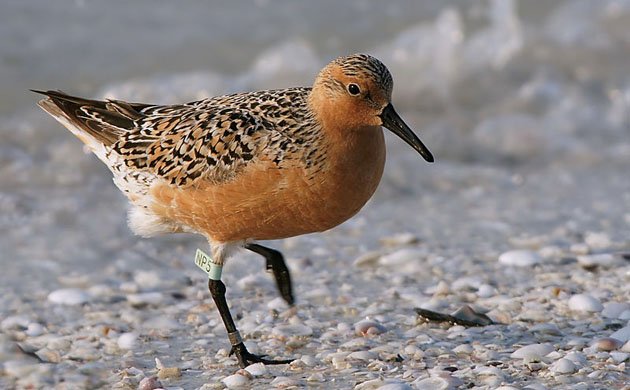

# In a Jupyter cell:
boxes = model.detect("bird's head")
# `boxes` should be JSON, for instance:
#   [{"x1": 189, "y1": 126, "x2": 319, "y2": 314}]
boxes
[{"x1": 311, "y1": 53, "x2": 433, "y2": 162}]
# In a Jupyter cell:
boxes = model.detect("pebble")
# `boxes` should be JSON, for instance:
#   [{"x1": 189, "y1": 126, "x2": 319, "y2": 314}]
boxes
[
  {"x1": 379, "y1": 232, "x2": 419, "y2": 246},
  {"x1": 25, "y1": 323, "x2": 45, "y2": 337},
  {"x1": 577, "y1": 253, "x2": 619, "y2": 268},
  {"x1": 610, "y1": 351, "x2": 628, "y2": 363},
  {"x1": 355, "y1": 378, "x2": 385, "y2": 389},
  {"x1": 117, "y1": 332, "x2": 138, "y2": 350},
  {"x1": 35, "y1": 347, "x2": 61, "y2": 363},
  {"x1": 564, "y1": 351, "x2": 587, "y2": 365},
  {"x1": 592, "y1": 337, "x2": 623, "y2": 351},
  {"x1": 266, "y1": 296, "x2": 288, "y2": 311},
  {"x1": 138, "y1": 376, "x2": 163, "y2": 390},
  {"x1": 47, "y1": 288, "x2": 91, "y2": 305},
  {"x1": 3, "y1": 360, "x2": 43, "y2": 378},
  {"x1": 222, "y1": 372, "x2": 251, "y2": 388},
  {"x1": 476, "y1": 284, "x2": 497, "y2": 298},
  {"x1": 529, "y1": 323, "x2": 562, "y2": 336},
  {"x1": 584, "y1": 232, "x2": 611, "y2": 249},
  {"x1": 133, "y1": 270, "x2": 164, "y2": 290},
  {"x1": 347, "y1": 350, "x2": 377, "y2": 361},
  {"x1": 155, "y1": 358, "x2": 181, "y2": 379},
  {"x1": 270, "y1": 376, "x2": 300, "y2": 388},
  {"x1": 453, "y1": 344, "x2": 473, "y2": 354},
  {"x1": 127, "y1": 292, "x2": 164, "y2": 306},
  {"x1": 1, "y1": 315, "x2": 30, "y2": 331},
  {"x1": 300, "y1": 355, "x2": 317, "y2": 367},
  {"x1": 550, "y1": 358, "x2": 576, "y2": 374},
  {"x1": 306, "y1": 372, "x2": 325, "y2": 382},
  {"x1": 498, "y1": 250, "x2": 541, "y2": 267},
  {"x1": 510, "y1": 343, "x2": 554, "y2": 360},
  {"x1": 623, "y1": 341, "x2": 630, "y2": 353},
  {"x1": 609, "y1": 325, "x2": 630, "y2": 343},
  {"x1": 272, "y1": 324, "x2": 313, "y2": 338},
  {"x1": 379, "y1": 248, "x2": 425, "y2": 266},
  {"x1": 353, "y1": 251, "x2": 382, "y2": 267},
  {"x1": 244, "y1": 362, "x2": 267, "y2": 376},
  {"x1": 354, "y1": 319, "x2": 386, "y2": 336},
  {"x1": 377, "y1": 382, "x2": 413, "y2": 390},
  {"x1": 413, "y1": 377, "x2": 449, "y2": 390},
  {"x1": 567, "y1": 294, "x2": 603, "y2": 312},
  {"x1": 601, "y1": 302, "x2": 630, "y2": 319}
]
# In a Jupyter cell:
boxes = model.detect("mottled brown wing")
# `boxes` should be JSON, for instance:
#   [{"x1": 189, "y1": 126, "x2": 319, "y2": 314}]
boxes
[{"x1": 113, "y1": 105, "x2": 267, "y2": 186}]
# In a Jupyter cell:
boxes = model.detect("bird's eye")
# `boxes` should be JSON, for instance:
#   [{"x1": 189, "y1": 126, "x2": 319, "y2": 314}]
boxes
[{"x1": 347, "y1": 83, "x2": 361, "y2": 96}]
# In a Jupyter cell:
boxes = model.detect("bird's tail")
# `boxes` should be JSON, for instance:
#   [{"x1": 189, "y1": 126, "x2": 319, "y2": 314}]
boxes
[{"x1": 32, "y1": 89, "x2": 148, "y2": 153}]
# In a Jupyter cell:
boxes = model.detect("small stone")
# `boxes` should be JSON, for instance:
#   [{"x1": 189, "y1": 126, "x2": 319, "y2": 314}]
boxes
[
  {"x1": 3, "y1": 360, "x2": 41, "y2": 378},
  {"x1": 118, "y1": 332, "x2": 138, "y2": 350},
  {"x1": 155, "y1": 358, "x2": 181, "y2": 379},
  {"x1": 510, "y1": 343, "x2": 554, "y2": 360},
  {"x1": 25, "y1": 323, "x2": 45, "y2": 337},
  {"x1": 584, "y1": 232, "x2": 611, "y2": 249},
  {"x1": 593, "y1": 337, "x2": 623, "y2": 351},
  {"x1": 133, "y1": 270, "x2": 163, "y2": 290},
  {"x1": 35, "y1": 347, "x2": 61, "y2": 363},
  {"x1": 453, "y1": 344, "x2": 473, "y2": 354},
  {"x1": 577, "y1": 254, "x2": 619, "y2": 268},
  {"x1": 427, "y1": 280, "x2": 450, "y2": 295},
  {"x1": 622, "y1": 341, "x2": 630, "y2": 353},
  {"x1": 610, "y1": 351, "x2": 628, "y2": 363},
  {"x1": 222, "y1": 372, "x2": 251, "y2": 388},
  {"x1": 270, "y1": 376, "x2": 300, "y2": 388},
  {"x1": 565, "y1": 351, "x2": 587, "y2": 365},
  {"x1": 413, "y1": 377, "x2": 449, "y2": 390},
  {"x1": 476, "y1": 284, "x2": 497, "y2": 298},
  {"x1": 347, "y1": 350, "x2": 377, "y2": 361},
  {"x1": 610, "y1": 325, "x2": 630, "y2": 343},
  {"x1": 300, "y1": 355, "x2": 317, "y2": 367},
  {"x1": 48, "y1": 288, "x2": 91, "y2": 305},
  {"x1": 138, "y1": 376, "x2": 163, "y2": 390},
  {"x1": 498, "y1": 250, "x2": 541, "y2": 267},
  {"x1": 354, "y1": 319, "x2": 386, "y2": 336},
  {"x1": 568, "y1": 294, "x2": 603, "y2": 312},
  {"x1": 306, "y1": 372, "x2": 325, "y2": 382},
  {"x1": 353, "y1": 251, "x2": 381, "y2": 267},
  {"x1": 244, "y1": 362, "x2": 267, "y2": 376},
  {"x1": 379, "y1": 232, "x2": 419, "y2": 246},
  {"x1": 377, "y1": 383, "x2": 413, "y2": 390},
  {"x1": 266, "y1": 296, "x2": 288, "y2": 310},
  {"x1": 272, "y1": 324, "x2": 313, "y2": 338},
  {"x1": 570, "y1": 243, "x2": 590, "y2": 255},
  {"x1": 1, "y1": 315, "x2": 30, "y2": 331},
  {"x1": 355, "y1": 378, "x2": 386, "y2": 389},
  {"x1": 529, "y1": 323, "x2": 563, "y2": 336},
  {"x1": 601, "y1": 302, "x2": 630, "y2": 319},
  {"x1": 127, "y1": 292, "x2": 164, "y2": 306},
  {"x1": 451, "y1": 305, "x2": 494, "y2": 326},
  {"x1": 550, "y1": 358, "x2": 576, "y2": 374},
  {"x1": 380, "y1": 248, "x2": 425, "y2": 266}
]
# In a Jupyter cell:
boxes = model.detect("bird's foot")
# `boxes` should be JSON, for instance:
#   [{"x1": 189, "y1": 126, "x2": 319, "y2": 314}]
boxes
[
  {"x1": 266, "y1": 259, "x2": 294, "y2": 305},
  {"x1": 229, "y1": 342, "x2": 293, "y2": 368}
]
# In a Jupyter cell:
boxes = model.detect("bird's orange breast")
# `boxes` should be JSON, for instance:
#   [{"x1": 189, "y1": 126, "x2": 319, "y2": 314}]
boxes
[{"x1": 149, "y1": 126, "x2": 385, "y2": 242}]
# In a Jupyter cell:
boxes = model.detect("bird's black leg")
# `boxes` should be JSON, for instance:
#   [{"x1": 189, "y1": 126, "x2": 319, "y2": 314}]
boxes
[
  {"x1": 245, "y1": 243, "x2": 294, "y2": 305},
  {"x1": 208, "y1": 278, "x2": 293, "y2": 367}
]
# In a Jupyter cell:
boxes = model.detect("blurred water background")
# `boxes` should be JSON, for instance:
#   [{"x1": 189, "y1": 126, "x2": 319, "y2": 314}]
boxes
[{"x1": 1, "y1": 0, "x2": 629, "y2": 291}]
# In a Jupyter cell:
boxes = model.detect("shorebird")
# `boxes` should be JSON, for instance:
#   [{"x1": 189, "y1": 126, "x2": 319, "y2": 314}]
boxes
[{"x1": 33, "y1": 53, "x2": 433, "y2": 367}]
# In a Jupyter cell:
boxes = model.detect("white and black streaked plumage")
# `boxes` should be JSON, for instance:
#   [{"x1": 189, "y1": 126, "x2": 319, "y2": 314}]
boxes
[{"x1": 34, "y1": 53, "x2": 433, "y2": 367}]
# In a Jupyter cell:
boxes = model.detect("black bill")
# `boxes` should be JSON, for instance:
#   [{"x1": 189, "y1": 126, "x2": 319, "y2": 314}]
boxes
[{"x1": 380, "y1": 103, "x2": 434, "y2": 162}]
